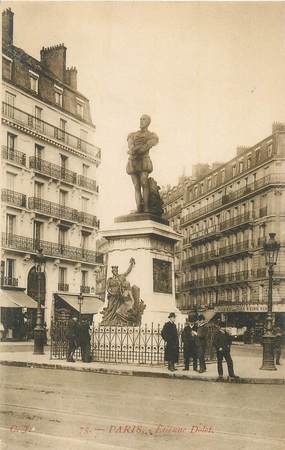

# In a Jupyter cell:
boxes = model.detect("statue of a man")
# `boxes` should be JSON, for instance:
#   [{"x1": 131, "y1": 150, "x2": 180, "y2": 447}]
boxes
[{"x1": 126, "y1": 115, "x2": 159, "y2": 213}]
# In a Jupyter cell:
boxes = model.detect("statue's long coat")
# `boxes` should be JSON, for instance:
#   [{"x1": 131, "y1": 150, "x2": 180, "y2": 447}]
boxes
[{"x1": 161, "y1": 321, "x2": 179, "y2": 363}]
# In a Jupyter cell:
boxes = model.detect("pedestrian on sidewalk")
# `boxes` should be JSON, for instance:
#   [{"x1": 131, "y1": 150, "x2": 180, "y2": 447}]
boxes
[
  {"x1": 197, "y1": 314, "x2": 207, "y2": 373},
  {"x1": 213, "y1": 319, "x2": 239, "y2": 381},
  {"x1": 161, "y1": 313, "x2": 179, "y2": 372},
  {"x1": 273, "y1": 325, "x2": 283, "y2": 366},
  {"x1": 181, "y1": 315, "x2": 198, "y2": 371},
  {"x1": 66, "y1": 316, "x2": 79, "y2": 362},
  {"x1": 78, "y1": 319, "x2": 92, "y2": 363}
]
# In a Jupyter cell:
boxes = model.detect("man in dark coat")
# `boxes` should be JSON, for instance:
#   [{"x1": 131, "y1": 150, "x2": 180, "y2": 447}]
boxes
[
  {"x1": 78, "y1": 319, "x2": 92, "y2": 363},
  {"x1": 181, "y1": 316, "x2": 198, "y2": 371},
  {"x1": 273, "y1": 325, "x2": 283, "y2": 365},
  {"x1": 213, "y1": 320, "x2": 239, "y2": 381},
  {"x1": 66, "y1": 316, "x2": 79, "y2": 362},
  {"x1": 197, "y1": 314, "x2": 208, "y2": 373},
  {"x1": 161, "y1": 313, "x2": 179, "y2": 371}
]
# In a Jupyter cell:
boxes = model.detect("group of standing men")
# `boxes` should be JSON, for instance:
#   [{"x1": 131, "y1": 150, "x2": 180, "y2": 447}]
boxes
[
  {"x1": 161, "y1": 312, "x2": 239, "y2": 380},
  {"x1": 161, "y1": 312, "x2": 207, "y2": 373},
  {"x1": 65, "y1": 316, "x2": 92, "y2": 363}
]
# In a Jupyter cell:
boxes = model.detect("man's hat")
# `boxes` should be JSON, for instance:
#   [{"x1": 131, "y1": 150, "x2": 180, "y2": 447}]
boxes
[
  {"x1": 168, "y1": 312, "x2": 176, "y2": 319},
  {"x1": 111, "y1": 265, "x2": 118, "y2": 269}
]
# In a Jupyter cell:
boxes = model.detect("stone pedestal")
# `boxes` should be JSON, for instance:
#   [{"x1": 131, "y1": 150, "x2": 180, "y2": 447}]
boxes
[{"x1": 100, "y1": 218, "x2": 184, "y2": 325}]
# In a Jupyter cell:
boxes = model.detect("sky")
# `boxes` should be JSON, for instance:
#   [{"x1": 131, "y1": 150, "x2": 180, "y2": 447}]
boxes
[{"x1": 4, "y1": 1, "x2": 285, "y2": 226}]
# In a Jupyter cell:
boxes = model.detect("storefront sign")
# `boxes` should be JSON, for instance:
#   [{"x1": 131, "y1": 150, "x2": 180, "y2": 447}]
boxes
[{"x1": 214, "y1": 304, "x2": 268, "y2": 313}]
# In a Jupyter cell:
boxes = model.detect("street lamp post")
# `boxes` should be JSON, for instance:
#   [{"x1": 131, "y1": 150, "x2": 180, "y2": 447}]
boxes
[
  {"x1": 33, "y1": 248, "x2": 46, "y2": 355},
  {"x1": 78, "y1": 291, "x2": 84, "y2": 324},
  {"x1": 260, "y1": 233, "x2": 280, "y2": 371}
]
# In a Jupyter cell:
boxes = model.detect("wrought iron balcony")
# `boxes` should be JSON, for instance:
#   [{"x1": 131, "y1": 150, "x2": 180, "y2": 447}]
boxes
[
  {"x1": 2, "y1": 233, "x2": 103, "y2": 264},
  {"x1": 219, "y1": 240, "x2": 252, "y2": 257},
  {"x1": 80, "y1": 285, "x2": 95, "y2": 294},
  {"x1": 217, "y1": 270, "x2": 250, "y2": 284},
  {"x1": 58, "y1": 283, "x2": 69, "y2": 292},
  {"x1": 187, "y1": 250, "x2": 219, "y2": 266},
  {"x1": 166, "y1": 204, "x2": 182, "y2": 219},
  {"x1": 2, "y1": 102, "x2": 101, "y2": 161},
  {"x1": 77, "y1": 175, "x2": 98, "y2": 192},
  {"x1": 0, "y1": 276, "x2": 18, "y2": 287},
  {"x1": 2, "y1": 146, "x2": 26, "y2": 167},
  {"x1": 78, "y1": 211, "x2": 99, "y2": 228},
  {"x1": 2, "y1": 189, "x2": 27, "y2": 208},
  {"x1": 29, "y1": 157, "x2": 77, "y2": 185},
  {"x1": 219, "y1": 212, "x2": 254, "y2": 232},
  {"x1": 181, "y1": 174, "x2": 285, "y2": 225},
  {"x1": 190, "y1": 225, "x2": 220, "y2": 244},
  {"x1": 28, "y1": 197, "x2": 78, "y2": 222}
]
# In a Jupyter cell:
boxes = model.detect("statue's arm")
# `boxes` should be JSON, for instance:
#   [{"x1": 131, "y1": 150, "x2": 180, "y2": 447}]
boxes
[
  {"x1": 123, "y1": 258, "x2": 135, "y2": 277},
  {"x1": 136, "y1": 133, "x2": 159, "y2": 155}
]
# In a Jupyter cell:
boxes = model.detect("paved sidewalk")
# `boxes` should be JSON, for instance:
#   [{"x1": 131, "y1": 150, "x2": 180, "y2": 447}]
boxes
[{"x1": 0, "y1": 348, "x2": 284, "y2": 384}]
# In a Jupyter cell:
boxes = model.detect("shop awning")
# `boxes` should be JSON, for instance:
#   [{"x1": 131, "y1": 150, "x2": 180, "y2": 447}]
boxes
[
  {"x1": 57, "y1": 294, "x2": 103, "y2": 314},
  {"x1": 0, "y1": 289, "x2": 38, "y2": 308}
]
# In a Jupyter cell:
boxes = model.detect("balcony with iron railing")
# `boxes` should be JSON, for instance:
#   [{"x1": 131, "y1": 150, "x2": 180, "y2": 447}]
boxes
[
  {"x1": 29, "y1": 157, "x2": 77, "y2": 185},
  {"x1": 28, "y1": 197, "x2": 99, "y2": 228},
  {"x1": 2, "y1": 189, "x2": 27, "y2": 208},
  {"x1": 217, "y1": 270, "x2": 250, "y2": 284},
  {"x1": 80, "y1": 285, "x2": 95, "y2": 294},
  {"x1": 185, "y1": 137, "x2": 275, "y2": 205},
  {"x1": 2, "y1": 102, "x2": 101, "y2": 161},
  {"x1": 189, "y1": 224, "x2": 221, "y2": 244},
  {"x1": 1, "y1": 275, "x2": 18, "y2": 287},
  {"x1": 166, "y1": 204, "x2": 182, "y2": 219},
  {"x1": 58, "y1": 283, "x2": 69, "y2": 292},
  {"x1": 219, "y1": 212, "x2": 254, "y2": 232},
  {"x1": 2, "y1": 233, "x2": 103, "y2": 265},
  {"x1": 2, "y1": 146, "x2": 26, "y2": 167},
  {"x1": 29, "y1": 157, "x2": 98, "y2": 192},
  {"x1": 219, "y1": 240, "x2": 252, "y2": 257},
  {"x1": 188, "y1": 250, "x2": 219, "y2": 266},
  {"x1": 181, "y1": 174, "x2": 285, "y2": 225}
]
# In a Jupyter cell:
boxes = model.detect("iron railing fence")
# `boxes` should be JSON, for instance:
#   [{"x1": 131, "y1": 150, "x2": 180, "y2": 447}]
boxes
[
  {"x1": 0, "y1": 276, "x2": 18, "y2": 287},
  {"x1": 2, "y1": 146, "x2": 26, "y2": 166},
  {"x1": 1, "y1": 189, "x2": 27, "y2": 208},
  {"x1": 2, "y1": 233, "x2": 103, "y2": 265},
  {"x1": 2, "y1": 102, "x2": 101, "y2": 161},
  {"x1": 50, "y1": 322, "x2": 217, "y2": 364}
]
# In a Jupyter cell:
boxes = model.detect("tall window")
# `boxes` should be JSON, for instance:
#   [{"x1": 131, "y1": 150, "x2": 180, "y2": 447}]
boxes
[
  {"x1": 81, "y1": 270, "x2": 88, "y2": 288},
  {"x1": 58, "y1": 228, "x2": 67, "y2": 248},
  {"x1": 34, "y1": 181, "x2": 43, "y2": 199},
  {"x1": 6, "y1": 214, "x2": 15, "y2": 235},
  {"x1": 29, "y1": 72, "x2": 39, "y2": 93},
  {"x1": 59, "y1": 190, "x2": 68, "y2": 206},
  {"x1": 81, "y1": 196, "x2": 89, "y2": 212},
  {"x1": 35, "y1": 106, "x2": 42, "y2": 131},
  {"x1": 58, "y1": 267, "x2": 67, "y2": 291},
  {"x1": 81, "y1": 232, "x2": 89, "y2": 250},
  {"x1": 35, "y1": 144, "x2": 44, "y2": 160},
  {"x1": 60, "y1": 154, "x2": 68, "y2": 170},
  {"x1": 7, "y1": 133, "x2": 16, "y2": 151},
  {"x1": 5, "y1": 91, "x2": 15, "y2": 118},
  {"x1": 239, "y1": 160, "x2": 244, "y2": 173},
  {"x1": 33, "y1": 221, "x2": 43, "y2": 248},
  {"x1": 59, "y1": 119, "x2": 66, "y2": 141},
  {"x1": 54, "y1": 85, "x2": 63, "y2": 107},
  {"x1": 6, "y1": 259, "x2": 15, "y2": 282},
  {"x1": 6, "y1": 172, "x2": 16, "y2": 191},
  {"x1": 82, "y1": 163, "x2": 89, "y2": 177},
  {"x1": 77, "y1": 101, "x2": 84, "y2": 119}
]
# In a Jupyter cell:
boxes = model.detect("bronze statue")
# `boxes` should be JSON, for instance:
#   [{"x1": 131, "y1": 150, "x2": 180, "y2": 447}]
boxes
[
  {"x1": 126, "y1": 115, "x2": 159, "y2": 213},
  {"x1": 101, "y1": 258, "x2": 146, "y2": 326}
]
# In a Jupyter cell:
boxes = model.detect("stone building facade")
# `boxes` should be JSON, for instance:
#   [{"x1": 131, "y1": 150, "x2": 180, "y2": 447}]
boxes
[
  {"x1": 163, "y1": 125, "x2": 285, "y2": 332},
  {"x1": 1, "y1": 8, "x2": 103, "y2": 331}
]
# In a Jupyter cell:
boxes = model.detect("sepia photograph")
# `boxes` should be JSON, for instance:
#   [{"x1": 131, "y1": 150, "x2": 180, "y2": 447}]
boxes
[{"x1": 1, "y1": 1, "x2": 285, "y2": 449}]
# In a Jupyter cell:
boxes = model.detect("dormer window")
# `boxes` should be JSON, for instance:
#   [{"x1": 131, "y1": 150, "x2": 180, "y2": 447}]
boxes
[
  {"x1": 54, "y1": 85, "x2": 63, "y2": 107},
  {"x1": 29, "y1": 70, "x2": 39, "y2": 93},
  {"x1": 76, "y1": 98, "x2": 84, "y2": 119}
]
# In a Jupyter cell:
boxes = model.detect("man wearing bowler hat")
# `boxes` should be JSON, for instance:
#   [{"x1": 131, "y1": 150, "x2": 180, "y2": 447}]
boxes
[
  {"x1": 161, "y1": 313, "x2": 179, "y2": 372},
  {"x1": 181, "y1": 315, "x2": 199, "y2": 371}
]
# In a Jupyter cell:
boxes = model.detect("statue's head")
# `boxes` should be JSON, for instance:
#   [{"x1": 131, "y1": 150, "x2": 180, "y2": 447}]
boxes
[
  {"x1": 111, "y1": 266, "x2": 118, "y2": 275},
  {"x1": 140, "y1": 114, "x2": 151, "y2": 130}
]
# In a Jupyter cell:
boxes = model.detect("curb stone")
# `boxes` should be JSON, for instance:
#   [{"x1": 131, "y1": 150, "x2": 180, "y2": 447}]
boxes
[{"x1": 0, "y1": 360, "x2": 284, "y2": 385}]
